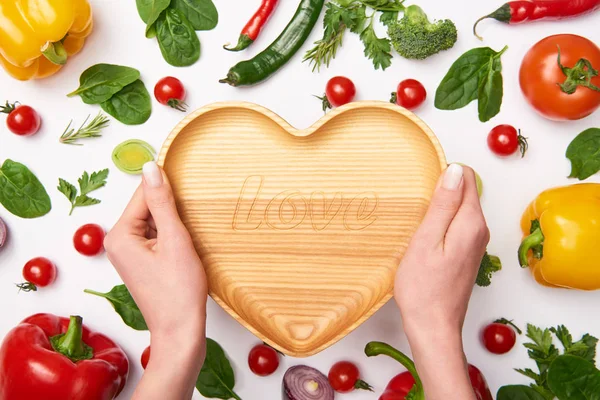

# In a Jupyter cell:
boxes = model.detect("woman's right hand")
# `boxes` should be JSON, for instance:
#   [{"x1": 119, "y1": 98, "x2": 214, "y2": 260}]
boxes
[{"x1": 394, "y1": 164, "x2": 489, "y2": 400}]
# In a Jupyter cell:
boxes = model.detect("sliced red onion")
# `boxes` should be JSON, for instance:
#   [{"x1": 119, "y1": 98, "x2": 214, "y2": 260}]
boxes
[
  {"x1": 0, "y1": 217, "x2": 6, "y2": 248},
  {"x1": 282, "y1": 365, "x2": 334, "y2": 400}
]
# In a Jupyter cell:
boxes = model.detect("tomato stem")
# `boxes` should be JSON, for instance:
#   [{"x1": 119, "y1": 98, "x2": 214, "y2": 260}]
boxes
[
  {"x1": 50, "y1": 315, "x2": 94, "y2": 362},
  {"x1": 517, "y1": 129, "x2": 529, "y2": 158},
  {"x1": 518, "y1": 225, "x2": 545, "y2": 267},
  {"x1": 494, "y1": 318, "x2": 523, "y2": 335},
  {"x1": 556, "y1": 45, "x2": 600, "y2": 94},
  {"x1": 0, "y1": 101, "x2": 18, "y2": 115},
  {"x1": 167, "y1": 98, "x2": 188, "y2": 112},
  {"x1": 15, "y1": 282, "x2": 37, "y2": 293},
  {"x1": 314, "y1": 93, "x2": 332, "y2": 113},
  {"x1": 354, "y1": 379, "x2": 374, "y2": 391}
]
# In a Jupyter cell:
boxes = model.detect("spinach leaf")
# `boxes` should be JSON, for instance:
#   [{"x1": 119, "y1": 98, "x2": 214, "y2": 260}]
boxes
[
  {"x1": 548, "y1": 355, "x2": 600, "y2": 400},
  {"x1": 435, "y1": 46, "x2": 507, "y2": 122},
  {"x1": 0, "y1": 160, "x2": 51, "y2": 219},
  {"x1": 170, "y1": 0, "x2": 218, "y2": 31},
  {"x1": 196, "y1": 339, "x2": 241, "y2": 400},
  {"x1": 136, "y1": 0, "x2": 171, "y2": 35},
  {"x1": 566, "y1": 128, "x2": 600, "y2": 181},
  {"x1": 100, "y1": 80, "x2": 152, "y2": 125},
  {"x1": 84, "y1": 285, "x2": 148, "y2": 331},
  {"x1": 497, "y1": 385, "x2": 547, "y2": 400},
  {"x1": 156, "y1": 8, "x2": 201, "y2": 67},
  {"x1": 68, "y1": 64, "x2": 140, "y2": 104}
]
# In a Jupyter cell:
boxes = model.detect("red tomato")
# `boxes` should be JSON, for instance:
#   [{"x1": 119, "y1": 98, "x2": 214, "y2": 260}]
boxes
[
  {"x1": 394, "y1": 79, "x2": 426, "y2": 110},
  {"x1": 248, "y1": 344, "x2": 279, "y2": 376},
  {"x1": 154, "y1": 77, "x2": 187, "y2": 111},
  {"x1": 73, "y1": 224, "x2": 105, "y2": 256},
  {"x1": 487, "y1": 125, "x2": 528, "y2": 157},
  {"x1": 520, "y1": 34, "x2": 600, "y2": 121},
  {"x1": 21, "y1": 257, "x2": 57, "y2": 289},
  {"x1": 2, "y1": 103, "x2": 41, "y2": 136},
  {"x1": 141, "y1": 346, "x2": 151, "y2": 369},
  {"x1": 482, "y1": 322, "x2": 517, "y2": 354},
  {"x1": 325, "y1": 76, "x2": 356, "y2": 108},
  {"x1": 328, "y1": 361, "x2": 371, "y2": 393}
]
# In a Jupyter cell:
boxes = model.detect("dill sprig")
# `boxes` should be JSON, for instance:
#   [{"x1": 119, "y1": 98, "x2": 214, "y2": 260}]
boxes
[{"x1": 60, "y1": 112, "x2": 110, "y2": 145}]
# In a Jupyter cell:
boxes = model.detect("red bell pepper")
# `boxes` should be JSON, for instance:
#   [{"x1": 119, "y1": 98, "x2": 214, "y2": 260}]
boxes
[
  {"x1": 365, "y1": 341, "x2": 492, "y2": 400},
  {"x1": 0, "y1": 314, "x2": 129, "y2": 400}
]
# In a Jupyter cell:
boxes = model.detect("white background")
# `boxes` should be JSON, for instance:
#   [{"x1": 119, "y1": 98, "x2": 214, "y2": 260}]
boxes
[{"x1": 1, "y1": 0, "x2": 599, "y2": 398}]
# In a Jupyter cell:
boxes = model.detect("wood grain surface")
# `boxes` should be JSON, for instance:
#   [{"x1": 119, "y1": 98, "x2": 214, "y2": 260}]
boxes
[{"x1": 157, "y1": 101, "x2": 446, "y2": 357}]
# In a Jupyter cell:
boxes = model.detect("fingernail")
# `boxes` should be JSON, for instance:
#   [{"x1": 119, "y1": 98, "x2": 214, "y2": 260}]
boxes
[
  {"x1": 143, "y1": 162, "x2": 163, "y2": 188},
  {"x1": 442, "y1": 164, "x2": 463, "y2": 190}
]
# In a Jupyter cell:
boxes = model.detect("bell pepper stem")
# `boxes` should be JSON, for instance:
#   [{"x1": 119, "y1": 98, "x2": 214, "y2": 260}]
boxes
[
  {"x1": 518, "y1": 227, "x2": 545, "y2": 268},
  {"x1": 41, "y1": 41, "x2": 67, "y2": 65},
  {"x1": 365, "y1": 341, "x2": 423, "y2": 391},
  {"x1": 50, "y1": 315, "x2": 94, "y2": 362}
]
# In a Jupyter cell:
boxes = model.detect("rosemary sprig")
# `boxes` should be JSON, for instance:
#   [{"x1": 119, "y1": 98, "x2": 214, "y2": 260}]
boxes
[
  {"x1": 60, "y1": 112, "x2": 110, "y2": 145},
  {"x1": 303, "y1": 26, "x2": 346, "y2": 72}
]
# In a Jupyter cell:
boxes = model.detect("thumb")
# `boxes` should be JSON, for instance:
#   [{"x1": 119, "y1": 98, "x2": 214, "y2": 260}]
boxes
[
  {"x1": 416, "y1": 163, "x2": 465, "y2": 244},
  {"x1": 142, "y1": 162, "x2": 185, "y2": 234}
]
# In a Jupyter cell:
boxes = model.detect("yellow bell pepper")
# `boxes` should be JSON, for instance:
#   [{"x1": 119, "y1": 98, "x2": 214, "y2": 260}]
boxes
[
  {"x1": 519, "y1": 183, "x2": 600, "y2": 290},
  {"x1": 0, "y1": 0, "x2": 93, "y2": 81}
]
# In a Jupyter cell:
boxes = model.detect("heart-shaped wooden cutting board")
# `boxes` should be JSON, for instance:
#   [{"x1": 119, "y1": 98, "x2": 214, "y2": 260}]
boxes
[{"x1": 158, "y1": 101, "x2": 446, "y2": 357}]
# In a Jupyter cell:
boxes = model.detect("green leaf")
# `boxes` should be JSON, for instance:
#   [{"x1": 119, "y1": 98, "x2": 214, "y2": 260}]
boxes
[
  {"x1": 73, "y1": 195, "x2": 101, "y2": 208},
  {"x1": 170, "y1": 0, "x2": 218, "y2": 31},
  {"x1": 497, "y1": 385, "x2": 548, "y2": 400},
  {"x1": 155, "y1": 8, "x2": 201, "y2": 67},
  {"x1": 57, "y1": 178, "x2": 77, "y2": 204},
  {"x1": 78, "y1": 169, "x2": 109, "y2": 196},
  {"x1": 435, "y1": 46, "x2": 507, "y2": 122},
  {"x1": 84, "y1": 285, "x2": 148, "y2": 331},
  {"x1": 101, "y1": 80, "x2": 152, "y2": 125},
  {"x1": 196, "y1": 339, "x2": 241, "y2": 400},
  {"x1": 359, "y1": 22, "x2": 392, "y2": 70},
  {"x1": 67, "y1": 64, "x2": 140, "y2": 104},
  {"x1": 136, "y1": 0, "x2": 171, "y2": 35},
  {"x1": 566, "y1": 128, "x2": 600, "y2": 181},
  {"x1": 547, "y1": 355, "x2": 600, "y2": 400},
  {"x1": 380, "y1": 10, "x2": 399, "y2": 26},
  {"x1": 0, "y1": 160, "x2": 51, "y2": 219}
]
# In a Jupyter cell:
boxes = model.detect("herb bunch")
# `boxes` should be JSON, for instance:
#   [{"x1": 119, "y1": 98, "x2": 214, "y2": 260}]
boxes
[
  {"x1": 58, "y1": 169, "x2": 109, "y2": 216},
  {"x1": 60, "y1": 113, "x2": 110, "y2": 145}
]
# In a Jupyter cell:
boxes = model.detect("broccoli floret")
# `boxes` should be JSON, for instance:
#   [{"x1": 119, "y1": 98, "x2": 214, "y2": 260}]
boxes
[
  {"x1": 388, "y1": 5, "x2": 458, "y2": 60},
  {"x1": 476, "y1": 252, "x2": 502, "y2": 287}
]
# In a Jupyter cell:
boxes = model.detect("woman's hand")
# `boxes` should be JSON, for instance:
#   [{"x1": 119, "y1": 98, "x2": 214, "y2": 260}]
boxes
[
  {"x1": 395, "y1": 164, "x2": 489, "y2": 400},
  {"x1": 104, "y1": 162, "x2": 208, "y2": 400}
]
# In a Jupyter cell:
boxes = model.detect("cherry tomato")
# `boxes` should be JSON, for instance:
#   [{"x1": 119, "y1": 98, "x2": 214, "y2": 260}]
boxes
[
  {"x1": 154, "y1": 77, "x2": 187, "y2": 112},
  {"x1": 18, "y1": 257, "x2": 57, "y2": 291},
  {"x1": 482, "y1": 322, "x2": 517, "y2": 354},
  {"x1": 394, "y1": 79, "x2": 426, "y2": 110},
  {"x1": 141, "y1": 346, "x2": 151, "y2": 369},
  {"x1": 487, "y1": 125, "x2": 528, "y2": 157},
  {"x1": 248, "y1": 344, "x2": 279, "y2": 376},
  {"x1": 73, "y1": 224, "x2": 105, "y2": 256},
  {"x1": 325, "y1": 76, "x2": 356, "y2": 108},
  {"x1": 328, "y1": 361, "x2": 371, "y2": 393},
  {"x1": 1, "y1": 103, "x2": 41, "y2": 136},
  {"x1": 520, "y1": 34, "x2": 600, "y2": 121}
]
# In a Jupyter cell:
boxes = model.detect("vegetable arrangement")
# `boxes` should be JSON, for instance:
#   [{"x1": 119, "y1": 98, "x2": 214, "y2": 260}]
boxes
[
  {"x1": 68, "y1": 64, "x2": 152, "y2": 125},
  {"x1": 136, "y1": 0, "x2": 218, "y2": 66},
  {"x1": 497, "y1": 323, "x2": 600, "y2": 399}
]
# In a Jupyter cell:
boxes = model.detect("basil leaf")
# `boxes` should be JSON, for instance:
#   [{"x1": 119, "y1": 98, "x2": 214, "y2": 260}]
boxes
[
  {"x1": 171, "y1": 0, "x2": 218, "y2": 31},
  {"x1": 84, "y1": 285, "x2": 148, "y2": 331},
  {"x1": 196, "y1": 339, "x2": 241, "y2": 400},
  {"x1": 548, "y1": 355, "x2": 600, "y2": 400},
  {"x1": 0, "y1": 160, "x2": 51, "y2": 219},
  {"x1": 68, "y1": 64, "x2": 140, "y2": 104},
  {"x1": 136, "y1": 0, "x2": 171, "y2": 35},
  {"x1": 435, "y1": 46, "x2": 507, "y2": 121},
  {"x1": 477, "y1": 54, "x2": 504, "y2": 122},
  {"x1": 566, "y1": 128, "x2": 600, "y2": 181},
  {"x1": 101, "y1": 80, "x2": 152, "y2": 125},
  {"x1": 156, "y1": 8, "x2": 201, "y2": 67},
  {"x1": 497, "y1": 385, "x2": 547, "y2": 400}
]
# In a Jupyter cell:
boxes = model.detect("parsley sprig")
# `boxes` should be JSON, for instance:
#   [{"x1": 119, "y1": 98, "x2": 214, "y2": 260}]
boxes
[
  {"x1": 58, "y1": 169, "x2": 109, "y2": 215},
  {"x1": 304, "y1": 0, "x2": 405, "y2": 71},
  {"x1": 60, "y1": 112, "x2": 110, "y2": 145}
]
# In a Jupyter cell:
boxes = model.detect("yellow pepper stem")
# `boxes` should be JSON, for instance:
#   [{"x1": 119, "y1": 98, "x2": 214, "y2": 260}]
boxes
[
  {"x1": 41, "y1": 41, "x2": 68, "y2": 65},
  {"x1": 518, "y1": 227, "x2": 545, "y2": 268}
]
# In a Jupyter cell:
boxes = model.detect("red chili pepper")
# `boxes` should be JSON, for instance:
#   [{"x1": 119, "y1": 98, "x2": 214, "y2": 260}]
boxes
[
  {"x1": 474, "y1": 0, "x2": 600, "y2": 40},
  {"x1": 0, "y1": 314, "x2": 129, "y2": 400},
  {"x1": 365, "y1": 342, "x2": 493, "y2": 400},
  {"x1": 224, "y1": 0, "x2": 279, "y2": 52}
]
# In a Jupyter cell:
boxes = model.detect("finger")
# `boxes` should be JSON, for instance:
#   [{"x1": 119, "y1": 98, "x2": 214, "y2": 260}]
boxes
[
  {"x1": 414, "y1": 164, "x2": 465, "y2": 244},
  {"x1": 112, "y1": 185, "x2": 149, "y2": 237},
  {"x1": 458, "y1": 167, "x2": 482, "y2": 214},
  {"x1": 142, "y1": 162, "x2": 186, "y2": 235}
]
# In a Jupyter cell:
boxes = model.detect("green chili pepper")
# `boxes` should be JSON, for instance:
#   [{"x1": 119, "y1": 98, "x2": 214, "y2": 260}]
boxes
[
  {"x1": 112, "y1": 139, "x2": 155, "y2": 175},
  {"x1": 219, "y1": 0, "x2": 325, "y2": 87}
]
